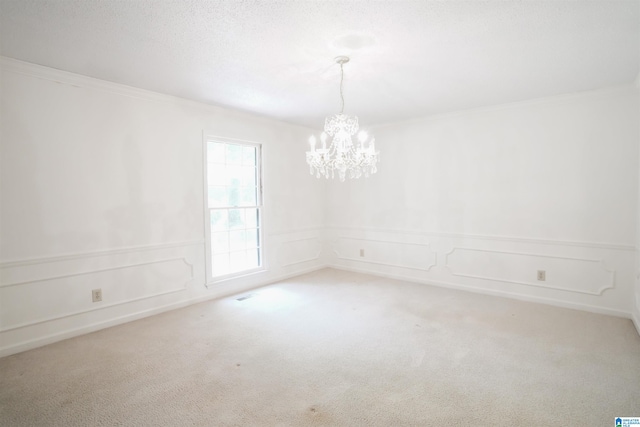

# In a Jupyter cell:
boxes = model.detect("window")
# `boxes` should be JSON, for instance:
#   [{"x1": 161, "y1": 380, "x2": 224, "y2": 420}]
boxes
[{"x1": 204, "y1": 137, "x2": 263, "y2": 281}]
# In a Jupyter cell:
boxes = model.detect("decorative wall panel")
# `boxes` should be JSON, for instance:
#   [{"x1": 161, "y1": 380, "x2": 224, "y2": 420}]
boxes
[
  {"x1": 1, "y1": 257, "x2": 193, "y2": 331},
  {"x1": 333, "y1": 237, "x2": 436, "y2": 272},
  {"x1": 444, "y1": 248, "x2": 615, "y2": 295},
  {"x1": 279, "y1": 237, "x2": 323, "y2": 267}
]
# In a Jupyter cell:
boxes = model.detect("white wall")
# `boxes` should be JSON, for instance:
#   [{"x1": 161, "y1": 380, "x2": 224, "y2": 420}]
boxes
[
  {"x1": 0, "y1": 58, "x2": 326, "y2": 357},
  {"x1": 635, "y1": 74, "x2": 640, "y2": 335},
  {"x1": 2, "y1": 57, "x2": 639, "y2": 357},
  {"x1": 326, "y1": 87, "x2": 640, "y2": 318}
]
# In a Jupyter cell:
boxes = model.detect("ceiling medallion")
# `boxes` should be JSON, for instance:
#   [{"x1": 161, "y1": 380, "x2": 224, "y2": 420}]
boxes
[{"x1": 306, "y1": 56, "x2": 379, "y2": 181}]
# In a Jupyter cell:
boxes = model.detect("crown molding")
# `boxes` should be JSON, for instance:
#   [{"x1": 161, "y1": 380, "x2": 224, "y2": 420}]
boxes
[
  {"x1": 0, "y1": 56, "x2": 318, "y2": 133},
  {"x1": 1, "y1": 56, "x2": 195, "y2": 106},
  {"x1": 373, "y1": 84, "x2": 639, "y2": 129}
]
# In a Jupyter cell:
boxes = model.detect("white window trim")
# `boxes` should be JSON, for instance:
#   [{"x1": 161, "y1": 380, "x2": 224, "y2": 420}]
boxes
[{"x1": 202, "y1": 133, "x2": 266, "y2": 286}]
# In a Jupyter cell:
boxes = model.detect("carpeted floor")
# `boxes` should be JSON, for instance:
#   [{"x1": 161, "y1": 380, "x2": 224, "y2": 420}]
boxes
[{"x1": 1, "y1": 268, "x2": 639, "y2": 426}]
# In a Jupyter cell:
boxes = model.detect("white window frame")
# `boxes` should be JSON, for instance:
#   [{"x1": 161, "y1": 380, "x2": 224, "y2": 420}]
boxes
[{"x1": 203, "y1": 134, "x2": 265, "y2": 285}]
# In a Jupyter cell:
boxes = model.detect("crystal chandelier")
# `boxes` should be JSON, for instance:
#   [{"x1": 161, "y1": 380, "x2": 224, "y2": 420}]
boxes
[{"x1": 306, "y1": 56, "x2": 379, "y2": 181}]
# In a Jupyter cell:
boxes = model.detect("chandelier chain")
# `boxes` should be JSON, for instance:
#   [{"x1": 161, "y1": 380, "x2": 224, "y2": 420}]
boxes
[{"x1": 339, "y1": 61, "x2": 345, "y2": 114}]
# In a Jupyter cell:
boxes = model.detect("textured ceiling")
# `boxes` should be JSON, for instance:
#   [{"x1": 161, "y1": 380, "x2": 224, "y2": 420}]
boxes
[{"x1": 1, "y1": 0, "x2": 639, "y2": 129}]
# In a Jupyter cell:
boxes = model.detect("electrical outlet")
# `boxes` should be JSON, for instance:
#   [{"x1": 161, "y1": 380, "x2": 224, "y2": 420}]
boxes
[
  {"x1": 360, "y1": 249, "x2": 364, "y2": 257},
  {"x1": 537, "y1": 270, "x2": 546, "y2": 281},
  {"x1": 92, "y1": 288, "x2": 102, "y2": 302}
]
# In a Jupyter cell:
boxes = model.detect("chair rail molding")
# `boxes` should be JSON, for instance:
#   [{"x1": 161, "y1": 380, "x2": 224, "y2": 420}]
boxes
[
  {"x1": 324, "y1": 225, "x2": 635, "y2": 252},
  {"x1": 0, "y1": 257, "x2": 194, "y2": 289},
  {"x1": 0, "y1": 239, "x2": 205, "y2": 269}
]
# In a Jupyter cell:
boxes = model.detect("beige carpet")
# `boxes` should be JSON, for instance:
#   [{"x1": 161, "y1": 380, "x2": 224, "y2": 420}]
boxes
[{"x1": 1, "y1": 268, "x2": 639, "y2": 426}]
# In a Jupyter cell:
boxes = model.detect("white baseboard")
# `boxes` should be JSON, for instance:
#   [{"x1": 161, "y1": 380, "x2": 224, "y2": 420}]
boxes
[
  {"x1": 328, "y1": 264, "x2": 632, "y2": 319},
  {"x1": 632, "y1": 310, "x2": 640, "y2": 338},
  {"x1": 0, "y1": 265, "x2": 324, "y2": 358}
]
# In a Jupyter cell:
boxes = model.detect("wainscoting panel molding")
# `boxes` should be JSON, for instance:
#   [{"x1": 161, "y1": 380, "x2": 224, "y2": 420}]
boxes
[
  {"x1": 326, "y1": 226, "x2": 634, "y2": 318},
  {"x1": 333, "y1": 236, "x2": 437, "y2": 272},
  {"x1": 0, "y1": 229, "x2": 327, "y2": 357},
  {"x1": 1, "y1": 257, "x2": 193, "y2": 331},
  {"x1": 278, "y1": 236, "x2": 323, "y2": 268},
  {"x1": 445, "y1": 248, "x2": 615, "y2": 296}
]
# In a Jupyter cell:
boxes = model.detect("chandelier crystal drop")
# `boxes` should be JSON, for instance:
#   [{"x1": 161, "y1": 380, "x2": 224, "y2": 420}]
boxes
[{"x1": 306, "y1": 56, "x2": 379, "y2": 182}]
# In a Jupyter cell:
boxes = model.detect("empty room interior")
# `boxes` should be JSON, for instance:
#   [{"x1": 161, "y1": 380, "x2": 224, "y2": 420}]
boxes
[{"x1": 1, "y1": 1, "x2": 640, "y2": 425}]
